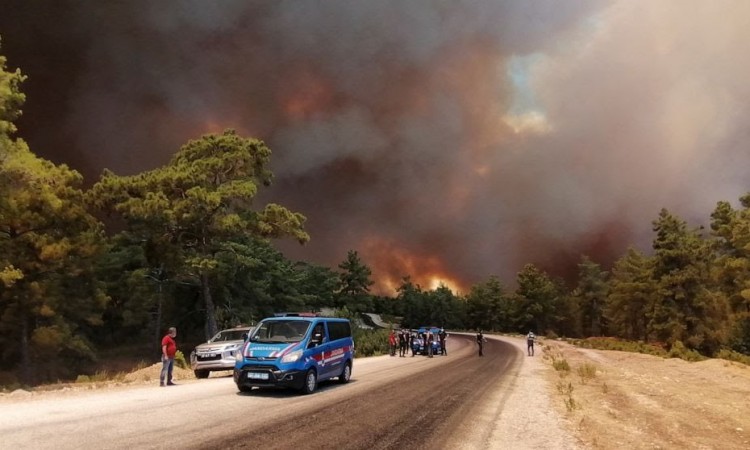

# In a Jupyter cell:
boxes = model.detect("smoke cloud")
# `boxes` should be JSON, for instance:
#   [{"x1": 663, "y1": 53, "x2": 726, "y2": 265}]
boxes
[{"x1": 3, "y1": 0, "x2": 750, "y2": 294}]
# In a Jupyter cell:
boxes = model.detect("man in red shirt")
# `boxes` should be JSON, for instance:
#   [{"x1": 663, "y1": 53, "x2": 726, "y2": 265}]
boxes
[{"x1": 160, "y1": 327, "x2": 177, "y2": 387}]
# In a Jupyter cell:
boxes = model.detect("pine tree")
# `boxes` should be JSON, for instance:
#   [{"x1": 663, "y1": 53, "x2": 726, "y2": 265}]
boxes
[
  {"x1": 90, "y1": 130, "x2": 309, "y2": 339},
  {"x1": 1, "y1": 45, "x2": 106, "y2": 383}
]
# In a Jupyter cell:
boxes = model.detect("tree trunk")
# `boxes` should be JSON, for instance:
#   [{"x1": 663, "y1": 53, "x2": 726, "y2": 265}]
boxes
[
  {"x1": 155, "y1": 280, "x2": 163, "y2": 345},
  {"x1": 20, "y1": 314, "x2": 31, "y2": 385},
  {"x1": 201, "y1": 271, "x2": 218, "y2": 340},
  {"x1": 591, "y1": 298, "x2": 600, "y2": 336}
]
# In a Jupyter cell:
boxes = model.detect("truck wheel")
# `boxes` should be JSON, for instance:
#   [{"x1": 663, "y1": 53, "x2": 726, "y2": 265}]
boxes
[
  {"x1": 338, "y1": 361, "x2": 352, "y2": 384},
  {"x1": 300, "y1": 369, "x2": 317, "y2": 395},
  {"x1": 194, "y1": 369, "x2": 210, "y2": 379}
]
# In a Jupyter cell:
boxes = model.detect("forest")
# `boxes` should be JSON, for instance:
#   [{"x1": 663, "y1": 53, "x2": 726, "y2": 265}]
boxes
[{"x1": 1, "y1": 45, "x2": 749, "y2": 386}]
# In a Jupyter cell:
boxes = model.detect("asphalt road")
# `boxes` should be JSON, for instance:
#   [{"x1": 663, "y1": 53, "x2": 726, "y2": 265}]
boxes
[{"x1": 0, "y1": 334, "x2": 521, "y2": 450}]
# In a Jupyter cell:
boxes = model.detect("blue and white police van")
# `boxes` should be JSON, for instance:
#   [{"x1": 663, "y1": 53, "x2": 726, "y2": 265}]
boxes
[{"x1": 234, "y1": 314, "x2": 354, "y2": 394}]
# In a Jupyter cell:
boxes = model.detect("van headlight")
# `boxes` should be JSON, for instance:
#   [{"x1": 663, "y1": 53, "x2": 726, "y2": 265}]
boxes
[
  {"x1": 235, "y1": 351, "x2": 244, "y2": 362},
  {"x1": 281, "y1": 349, "x2": 303, "y2": 363}
]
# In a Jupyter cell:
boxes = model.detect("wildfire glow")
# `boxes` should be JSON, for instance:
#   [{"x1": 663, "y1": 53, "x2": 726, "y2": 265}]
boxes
[
  {"x1": 362, "y1": 236, "x2": 466, "y2": 296},
  {"x1": 281, "y1": 71, "x2": 334, "y2": 121},
  {"x1": 199, "y1": 115, "x2": 254, "y2": 137}
]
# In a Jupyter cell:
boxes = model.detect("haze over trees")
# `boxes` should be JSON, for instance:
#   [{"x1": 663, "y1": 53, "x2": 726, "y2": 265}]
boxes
[{"x1": 1, "y1": 44, "x2": 749, "y2": 386}]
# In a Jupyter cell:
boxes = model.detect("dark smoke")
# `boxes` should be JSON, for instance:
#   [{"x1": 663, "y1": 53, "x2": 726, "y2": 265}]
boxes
[{"x1": 3, "y1": 0, "x2": 749, "y2": 294}]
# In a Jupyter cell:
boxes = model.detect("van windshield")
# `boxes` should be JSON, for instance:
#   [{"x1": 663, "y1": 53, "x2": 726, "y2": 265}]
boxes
[{"x1": 251, "y1": 320, "x2": 311, "y2": 344}]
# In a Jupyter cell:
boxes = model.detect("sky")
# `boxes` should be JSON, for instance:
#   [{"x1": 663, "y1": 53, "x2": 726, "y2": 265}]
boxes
[{"x1": 2, "y1": 0, "x2": 750, "y2": 294}]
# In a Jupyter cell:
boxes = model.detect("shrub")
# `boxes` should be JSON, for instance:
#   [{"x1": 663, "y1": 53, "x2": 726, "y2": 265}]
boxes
[
  {"x1": 174, "y1": 350, "x2": 188, "y2": 369},
  {"x1": 715, "y1": 348, "x2": 750, "y2": 366},
  {"x1": 553, "y1": 358, "x2": 571, "y2": 373},
  {"x1": 0, "y1": 371, "x2": 19, "y2": 390},
  {"x1": 564, "y1": 396, "x2": 578, "y2": 412},
  {"x1": 353, "y1": 328, "x2": 390, "y2": 357},
  {"x1": 667, "y1": 341, "x2": 705, "y2": 362},
  {"x1": 75, "y1": 375, "x2": 91, "y2": 383},
  {"x1": 576, "y1": 363, "x2": 597, "y2": 384},
  {"x1": 556, "y1": 380, "x2": 574, "y2": 395},
  {"x1": 571, "y1": 337, "x2": 667, "y2": 357}
]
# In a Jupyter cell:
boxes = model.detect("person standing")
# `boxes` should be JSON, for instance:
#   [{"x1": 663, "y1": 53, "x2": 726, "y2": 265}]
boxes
[
  {"x1": 160, "y1": 327, "x2": 178, "y2": 387},
  {"x1": 398, "y1": 329, "x2": 406, "y2": 357},
  {"x1": 439, "y1": 328, "x2": 447, "y2": 356},
  {"x1": 476, "y1": 330, "x2": 485, "y2": 357},
  {"x1": 527, "y1": 331, "x2": 536, "y2": 356},
  {"x1": 426, "y1": 331, "x2": 434, "y2": 358},
  {"x1": 389, "y1": 330, "x2": 397, "y2": 356}
]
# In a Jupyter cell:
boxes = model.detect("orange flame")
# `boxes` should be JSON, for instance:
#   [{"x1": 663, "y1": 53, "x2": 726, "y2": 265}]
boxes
[{"x1": 362, "y1": 236, "x2": 466, "y2": 296}]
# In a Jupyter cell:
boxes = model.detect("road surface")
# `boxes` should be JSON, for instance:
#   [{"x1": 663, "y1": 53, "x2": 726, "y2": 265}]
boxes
[{"x1": 0, "y1": 335, "x2": 554, "y2": 450}]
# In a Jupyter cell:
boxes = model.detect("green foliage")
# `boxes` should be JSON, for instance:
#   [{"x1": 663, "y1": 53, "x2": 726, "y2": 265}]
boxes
[
  {"x1": 515, "y1": 264, "x2": 561, "y2": 334},
  {"x1": 174, "y1": 350, "x2": 188, "y2": 369},
  {"x1": 0, "y1": 39, "x2": 26, "y2": 136},
  {"x1": 75, "y1": 371, "x2": 126, "y2": 384},
  {"x1": 553, "y1": 358, "x2": 571, "y2": 373},
  {"x1": 667, "y1": 340, "x2": 705, "y2": 362},
  {"x1": 336, "y1": 250, "x2": 374, "y2": 313},
  {"x1": 0, "y1": 45, "x2": 106, "y2": 385},
  {"x1": 572, "y1": 256, "x2": 608, "y2": 337},
  {"x1": 352, "y1": 328, "x2": 390, "y2": 357},
  {"x1": 604, "y1": 248, "x2": 655, "y2": 341},
  {"x1": 465, "y1": 276, "x2": 511, "y2": 332},
  {"x1": 555, "y1": 380, "x2": 578, "y2": 412},
  {"x1": 571, "y1": 337, "x2": 667, "y2": 357},
  {"x1": 75, "y1": 375, "x2": 90, "y2": 383},
  {"x1": 89, "y1": 130, "x2": 309, "y2": 339},
  {"x1": 576, "y1": 363, "x2": 598, "y2": 384},
  {"x1": 650, "y1": 209, "x2": 727, "y2": 354},
  {"x1": 715, "y1": 348, "x2": 750, "y2": 366}
]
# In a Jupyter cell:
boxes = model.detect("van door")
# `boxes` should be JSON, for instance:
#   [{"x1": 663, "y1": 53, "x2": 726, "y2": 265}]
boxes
[
  {"x1": 307, "y1": 322, "x2": 330, "y2": 379},
  {"x1": 323, "y1": 321, "x2": 347, "y2": 378}
]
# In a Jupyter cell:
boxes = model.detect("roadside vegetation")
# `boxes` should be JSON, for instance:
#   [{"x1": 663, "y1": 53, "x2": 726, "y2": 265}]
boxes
[{"x1": 1, "y1": 39, "x2": 749, "y2": 389}]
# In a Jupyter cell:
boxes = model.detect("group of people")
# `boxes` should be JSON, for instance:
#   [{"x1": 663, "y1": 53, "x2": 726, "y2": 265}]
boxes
[{"x1": 389, "y1": 328, "x2": 448, "y2": 358}]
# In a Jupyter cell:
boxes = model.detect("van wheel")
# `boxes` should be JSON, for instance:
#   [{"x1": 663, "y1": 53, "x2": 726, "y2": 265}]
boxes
[
  {"x1": 194, "y1": 369, "x2": 210, "y2": 379},
  {"x1": 301, "y1": 369, "x2": 317, "y2": 395},
  {"x1": 338, "y1": 361, "x2": 352, "y2": 384}
]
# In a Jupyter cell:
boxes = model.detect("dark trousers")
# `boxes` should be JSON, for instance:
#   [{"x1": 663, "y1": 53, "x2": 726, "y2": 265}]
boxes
[
  {"x1": 477, "y1": 342, "x2": 483, "y2": 356},
  {"x1": 528, "y1": 341, "x2": 534, "y2": 356},
  {"x1": 440, "y1": 340, "x2": 446, "y2": 355}
]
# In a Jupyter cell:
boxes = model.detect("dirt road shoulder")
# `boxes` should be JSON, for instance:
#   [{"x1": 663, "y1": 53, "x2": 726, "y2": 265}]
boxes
[{"x1": 540, "y1": 339, "x2": 750, "y2": 450}]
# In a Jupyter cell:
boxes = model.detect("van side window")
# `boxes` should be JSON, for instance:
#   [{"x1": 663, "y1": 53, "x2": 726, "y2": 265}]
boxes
[
  {"x1": 327, "y1": 321, "x2": 352, "y2": 341},
  {"x1": 309, "y1": 323, "x2": 325, "y2": 348}
]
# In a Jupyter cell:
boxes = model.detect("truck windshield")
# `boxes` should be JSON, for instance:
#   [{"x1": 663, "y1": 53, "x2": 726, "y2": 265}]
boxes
[
  {"x1": 210, "y1": 329, "x2": 249, "y2": 342},
  {"x1": 251, "y1": 320, "x2": 311, "y2": 344}
]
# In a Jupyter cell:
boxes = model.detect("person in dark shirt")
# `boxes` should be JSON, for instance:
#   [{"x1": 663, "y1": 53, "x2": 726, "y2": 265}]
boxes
[
  {"x1": 476, "y1": 330, "x2": 485, "y2": 357},
  {"x1": 527, "y1": 331, "x2": 536, "y2": 356},
  {"x1": 439, "y1": 328, "x2": 447, "y2": 356}
]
